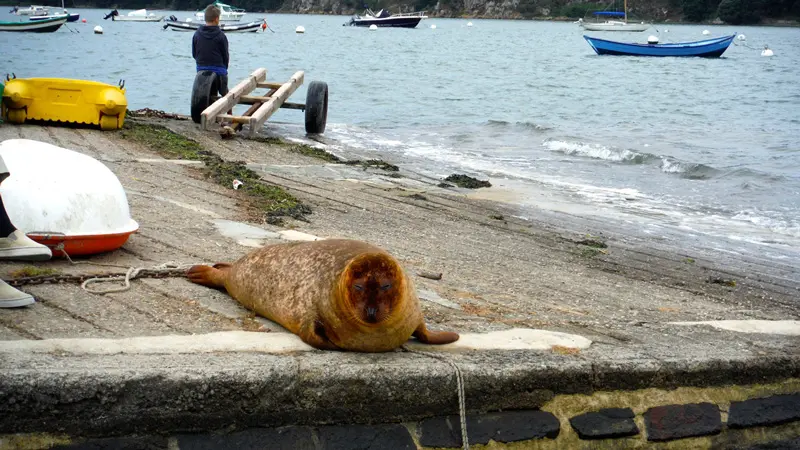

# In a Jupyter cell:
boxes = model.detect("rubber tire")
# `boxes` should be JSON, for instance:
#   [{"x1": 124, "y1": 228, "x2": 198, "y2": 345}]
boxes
[
  {"x1": 191, "y1": 71, "x2": 219, "y2": 124},
  {"x1": 99, "y1": 114, "x2": 118, "y2": 131},
  {"x1": 7, "y1": 108, "x2": 25, "y2": 124},
  {"x1": 305, "y1": 81, "x2": 328, "y2": 134}
]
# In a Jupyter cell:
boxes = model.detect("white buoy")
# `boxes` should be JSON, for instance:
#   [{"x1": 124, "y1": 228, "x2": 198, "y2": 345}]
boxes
[
  {"x1": 664, "y1": 28, "x2": 669, "y2": 32},
  {"x1": 369, "y1": 24, "x2": 377, "y2": 30},
  {"x1": 467, "y1": 21, "x2": 473, "y2": 27},
  {"x1": 295, "y1": 25, "x2": 305, "y2": 33},
  {"x1": 647, "y1": 35, "x2": 659, "y2": 44},
  {"x1": 737, "y1": 34, "x2": 746, "y2": 40},
  {"x1": 430, "y1": 24, "x2": 436, "y2": 29},
  {"x1": 93, "y1": 25, "x2": 103, "y2": 34},
  {"x1": 761, "y1": 45, "x2": 774, "y2": 57},
  {"x1": 702, "y1": 29, "x2": 710, "y2": 35}
]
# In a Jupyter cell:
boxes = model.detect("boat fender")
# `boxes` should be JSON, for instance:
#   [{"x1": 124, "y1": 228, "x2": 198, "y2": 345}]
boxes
[{"x1": 647, "y1": 35, "x2": 659, "y2": 44}]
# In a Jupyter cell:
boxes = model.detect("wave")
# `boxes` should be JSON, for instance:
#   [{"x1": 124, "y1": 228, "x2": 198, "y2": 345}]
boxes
[
  {"x1": 543, "y1": 139, "x2": 655, "y2": 164},
  {"x1": 659, "y1": 158, "x2": 719, "y2": 180},
  {"x1": 486, "y1": 120, "x2": 552, "y2": 132}
]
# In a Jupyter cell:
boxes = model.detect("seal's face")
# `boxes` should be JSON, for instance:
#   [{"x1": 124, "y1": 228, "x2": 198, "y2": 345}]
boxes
[{"x1": 344, "y1": 254, "x2": 402, "y2": 325}]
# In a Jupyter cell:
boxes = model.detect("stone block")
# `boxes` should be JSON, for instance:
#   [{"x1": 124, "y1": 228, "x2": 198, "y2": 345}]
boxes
[
  {"x1": 728, "y1": 394, "x2": 800, "y2": 429},
  {"x1": 644, "y1": 403, "x2": 721, "y2": 441},
  {"x1": 569, "y1": 407, "x2": 640, "y2": 439},
  {"x1": 317, "y1": 423, "x2": 415, "y2": 449},
  {"x1": 176, "y1": 427, "x2": 314, "y2": 450},
  {"x1": 418, "y1": 410, "x2": 560, "y2": 447},
  {"x1": 52, "y1": 436, "x2": 167, "y2": 449}
]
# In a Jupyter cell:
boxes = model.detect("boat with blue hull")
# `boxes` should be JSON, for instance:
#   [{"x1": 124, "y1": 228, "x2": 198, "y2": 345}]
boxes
[{"x1": 584, "y1": 34, "x2": 736, "y2": 57}]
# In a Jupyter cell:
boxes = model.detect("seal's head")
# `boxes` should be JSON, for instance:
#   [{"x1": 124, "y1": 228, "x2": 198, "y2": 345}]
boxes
[{"x1": 341, "y1": 252, "x2": 405, "y2": 326}]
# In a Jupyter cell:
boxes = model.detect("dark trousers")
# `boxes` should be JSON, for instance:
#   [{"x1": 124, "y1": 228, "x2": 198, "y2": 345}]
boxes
[{"x1": 218, "y1": 74, "x2": 229, "y2": 96}]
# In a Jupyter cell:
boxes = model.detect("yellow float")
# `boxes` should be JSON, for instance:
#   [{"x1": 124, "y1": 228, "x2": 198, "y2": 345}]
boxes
[{"x1": 1, "y1": 76, "x2": 127, "y2": 131}]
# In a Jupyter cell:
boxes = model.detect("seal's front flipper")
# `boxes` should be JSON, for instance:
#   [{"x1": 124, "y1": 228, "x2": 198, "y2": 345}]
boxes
[
  {"x1": 413, "y1": 323, "x2": 459, "y2": 345},
  {"x1": 187, "y1": 263, "x2": 231, "y2": 289}
]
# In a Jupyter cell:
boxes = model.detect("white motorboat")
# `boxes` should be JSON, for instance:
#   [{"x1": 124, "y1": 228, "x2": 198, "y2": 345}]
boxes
[
  {"x1": 9, "y1": 5, "x2": 49, "y2": 15},
  {"x1": 194, "y1": 1, "x2": 246, "y2": 22},
  {"x1": 104, "y1": 9, "x2": 165, "y2": 22}
]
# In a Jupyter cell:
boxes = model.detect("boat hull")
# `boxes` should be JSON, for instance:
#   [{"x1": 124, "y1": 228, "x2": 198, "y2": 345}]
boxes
[
  {"x1": 349, "y1": 17, "x2": 423, "y2": 28},
  {"x1": 584, "y1": 34, "x2": 736, "y2": 57},
  {"x1": 0, "y1": 16, "x2": 67, "y2": 32},
  {"x1": 164, "y1": 19, "x2": 262, "y2": 32},
  {"x1": 113, "y1": 16, "x2": 164, "y2": 22},
  {"x1": 581, "y1": 22, "x2": 650, "y2": 31},
  {"x1": 30, "y1": 13, "x2": 80, "y2": 22}
]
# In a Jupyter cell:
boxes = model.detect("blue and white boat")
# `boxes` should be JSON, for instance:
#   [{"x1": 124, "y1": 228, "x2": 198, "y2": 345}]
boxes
[{"x1": 584, "y1": 34, "x2": 737, "y2": 57}]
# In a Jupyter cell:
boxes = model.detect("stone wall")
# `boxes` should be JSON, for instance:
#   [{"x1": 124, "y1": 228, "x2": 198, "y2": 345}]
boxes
[{"x1": 5, "y1": 383, "x2": 798, "y2": 450}]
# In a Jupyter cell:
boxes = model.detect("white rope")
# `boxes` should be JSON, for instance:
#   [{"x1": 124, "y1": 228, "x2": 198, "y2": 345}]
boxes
[
  {"x1": 403, "y1": 346, "x2": 469, "y2": 450},
  {"x1": 56, "y1": 244, "x2": 207, "y2": 295}
]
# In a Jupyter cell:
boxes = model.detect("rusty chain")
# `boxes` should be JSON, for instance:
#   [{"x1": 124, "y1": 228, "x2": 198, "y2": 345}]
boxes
[{"x1": 4, "y1": 268, "x2": 189, "y2": 288}]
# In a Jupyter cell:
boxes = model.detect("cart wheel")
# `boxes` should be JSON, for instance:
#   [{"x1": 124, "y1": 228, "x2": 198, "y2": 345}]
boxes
[
  {"x1": 305, "y1": 81, "x2": 328, "y2": 134},
  {"x1": 99, "y1": 114, "x2": 119, "y2": 131},
  {"x1": 191, "y1": 71, "x2": 219, "y2": 124},
  {"x1": 7, "y1": 108, "x2": 25, "y2": 124}
]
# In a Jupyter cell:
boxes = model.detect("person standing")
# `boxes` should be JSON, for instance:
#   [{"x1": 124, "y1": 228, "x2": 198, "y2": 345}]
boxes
[{"x1": 192, "y1": 4, "x2": 230, "y2": 97}]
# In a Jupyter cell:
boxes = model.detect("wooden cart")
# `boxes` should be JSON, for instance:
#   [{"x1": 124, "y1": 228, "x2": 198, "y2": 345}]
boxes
[{"x1": 190, "y1": 68, "x2": 328, "y2": 136}]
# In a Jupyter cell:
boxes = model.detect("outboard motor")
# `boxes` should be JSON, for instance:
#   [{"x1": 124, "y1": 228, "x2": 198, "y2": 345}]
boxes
[
  {"x1": 168, "y1": 14, "x2": 178, "y2": 21},
  {"x1": 103, "y1": 9, "x2": 119, "y2": 20}
]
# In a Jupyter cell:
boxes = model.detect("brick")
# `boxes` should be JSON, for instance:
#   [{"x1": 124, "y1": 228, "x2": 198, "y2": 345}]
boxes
[
  {"x1": 52, "y1": 436, "x2": 167, "y2": 450},
  {"x1": 644, "y1": 403, "x2": 721, "y2": 441},
  {"x1": 728, "y1": 394, "x2": 800, "y2": 429},
  {"x1": 317, "y1": 423, "x2": 415, "y2": 449},
  {"x1": 176, "y1": 427, "x2": 314, "y2": 450},
  {"x1": 570, "y1": 407, "x2": 640, "y2": 440},
  {"x1": 418, "y1": 410, "x2": 560, "y2": 447}
]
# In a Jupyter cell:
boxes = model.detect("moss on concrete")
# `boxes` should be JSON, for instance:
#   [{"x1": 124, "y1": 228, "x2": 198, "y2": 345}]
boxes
[
  {"x1": 120, "y1": 120, "x2": 309, "y2": 222},
  {"x1": 120, "y1": 122, "x2": 207, "y2": 161},
  {"x1": 0, "y1": 434, "x2": 71, "y2": 450},
  {"x1": 8, "y1": 266, "x2": 59, "y2": 278}
]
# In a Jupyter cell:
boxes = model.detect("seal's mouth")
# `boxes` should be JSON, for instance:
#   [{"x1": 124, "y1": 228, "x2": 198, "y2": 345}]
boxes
[{"x1": 365, "y1": 307, "x2": 379, "y2": 323}]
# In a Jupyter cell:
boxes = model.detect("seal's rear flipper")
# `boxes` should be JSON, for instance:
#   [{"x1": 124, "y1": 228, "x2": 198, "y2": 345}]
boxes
[
  {"x1": 413, "y1": 323, "x2": 459, "y2": 345},
  {"x1": 187, "y1": 263, "x2": 230, "y2": 289}
]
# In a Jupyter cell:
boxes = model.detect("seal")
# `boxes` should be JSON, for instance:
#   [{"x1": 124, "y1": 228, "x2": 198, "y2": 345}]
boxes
[{"x1": 187, "y1": 239, "x2": 459, "y2": 352}]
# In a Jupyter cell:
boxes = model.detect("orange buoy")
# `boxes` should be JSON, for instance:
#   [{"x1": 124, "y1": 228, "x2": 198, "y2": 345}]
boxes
[
  {"x1": 81, "y1": 18, "x2": 86, "y2": 22},
  {"x1": 262, "y1": 22, "x2": 267, "y2": 30}
]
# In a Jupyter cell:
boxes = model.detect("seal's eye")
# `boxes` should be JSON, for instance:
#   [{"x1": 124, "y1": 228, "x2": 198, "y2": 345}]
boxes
[
  {"x1": 381, "y1": 283, "x2": 392, "y2": 291},
  {"x1": 354, "y1": 284, "x2": 364, "y2": 292}
]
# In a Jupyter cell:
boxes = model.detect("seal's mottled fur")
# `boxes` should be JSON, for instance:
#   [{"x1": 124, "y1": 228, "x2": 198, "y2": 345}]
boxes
[{"x1": 188, "y1": 239, "x2": 459, "y2": 352}]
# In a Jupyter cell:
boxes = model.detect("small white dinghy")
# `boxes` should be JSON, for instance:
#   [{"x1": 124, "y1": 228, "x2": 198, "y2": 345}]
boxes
[{"x1": 0, "y1": 139, "x2": 139, "y2": 256}]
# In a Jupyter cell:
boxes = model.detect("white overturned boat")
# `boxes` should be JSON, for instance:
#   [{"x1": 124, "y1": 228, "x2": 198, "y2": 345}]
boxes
[
  {"x1": 104, "y1": 9, "x2": 164, "y2": 22},
  {"x1": 163, "y1": 16, "x2": 264, "y2": 33},
  {"x1": 193, "y1": 1, "x2": 246, "y2": 22}
]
